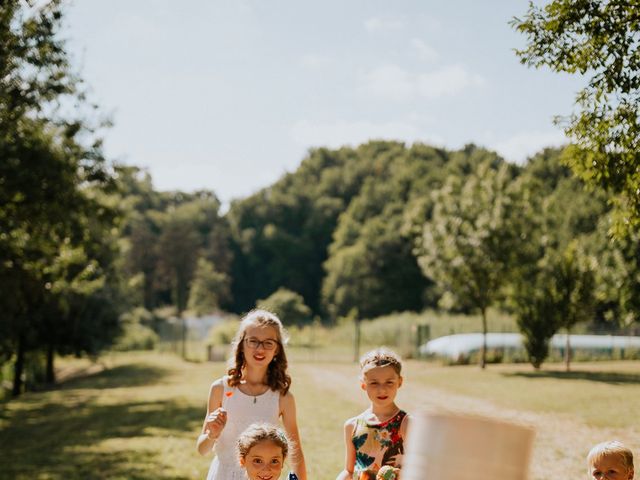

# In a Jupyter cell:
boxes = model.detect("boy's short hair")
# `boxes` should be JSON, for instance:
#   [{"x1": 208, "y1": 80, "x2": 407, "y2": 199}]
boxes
[
  {"x1": 587, "y1": 440, "x2": 634, "y2": 471},
  {"x1": 359, "y1": 347, "x2": 402, "y2": 376}
]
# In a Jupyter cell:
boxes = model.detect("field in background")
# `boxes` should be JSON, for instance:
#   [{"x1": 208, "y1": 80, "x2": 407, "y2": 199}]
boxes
[
  {"x1": 176, "y1": 308, "x2": 630, "y2": 365},
  {"x1": 1, "y1": 352, "x2": 639, "y2": 480},
  {"x1": 185, "y1": 308, "x2": 520, "y2": 363}
]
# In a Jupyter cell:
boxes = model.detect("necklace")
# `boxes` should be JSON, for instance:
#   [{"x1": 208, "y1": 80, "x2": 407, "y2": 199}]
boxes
[{"x1": 241, "y1": 381, "x2": 264, "y2": 403}]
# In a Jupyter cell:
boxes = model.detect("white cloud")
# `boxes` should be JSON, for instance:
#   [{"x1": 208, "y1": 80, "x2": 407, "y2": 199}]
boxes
[
  {"x1": 490, "y1": 131, "x2": 568, "y2": 164},
  {"x1": 411, "y1": 38, "x2": 439, "y2": 63},
  {"x1": 358, "y1": 64, "x2": 416, "y2": 101},
  {"x1": 290, "y1": 119, "x2": 443, "y2": 149},
  {"x1": 358, "y1": 64, "x2": 484, "y2": 101},
  {"x1": 300, "y1": 54, "x2": 332, "y2": 70},
  {"x1": 364, "y1": 16, "x2": 406, "y2": 33},
  {"x1": 416, "y1": 64, "x2": 485, "y2": 98}
]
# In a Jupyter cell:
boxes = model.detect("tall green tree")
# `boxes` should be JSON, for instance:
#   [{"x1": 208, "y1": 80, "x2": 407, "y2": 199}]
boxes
[
  {"x1": 512, "y1": 277, "x2": 559, "y2": 370},
  {"x1": 513, "y1": 0, "x2": 640, "y2": 235},
  {"x1": 589, "y1": 223, "x2": 640, "y2": 331},
  {"x1": 510, "y1": 148, "x2": 606, "y2": 369},
  {"x1": 551, "y1": 241, "x2": 597, "y2": 371},
  {"x1": 0, "y1": 1, "x2": 119, "y2": 395},
  {"x1": 416, "y1": 161, "x2": 524, "y2": 368}
]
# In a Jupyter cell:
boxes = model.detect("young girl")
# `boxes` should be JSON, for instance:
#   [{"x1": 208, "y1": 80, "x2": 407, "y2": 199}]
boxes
[
  {"x1": 336, "y1": 348, "x2": 409, "y2": 480},
  {"x1": 197, "y1": 309, "x2": 307, "y2": 480},
  {"x1": 237, "y1": 423, "x2": 299, "y2": 480}
]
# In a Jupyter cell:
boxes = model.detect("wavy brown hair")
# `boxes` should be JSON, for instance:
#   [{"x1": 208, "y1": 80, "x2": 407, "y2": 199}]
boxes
[{"x1": 227, "y1": 309, "x2": 291, "y2": 395}]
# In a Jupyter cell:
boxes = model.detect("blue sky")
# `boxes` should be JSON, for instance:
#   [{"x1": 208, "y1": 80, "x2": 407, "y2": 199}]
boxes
[{"x1": 64, "y1": 0, "x2": 584, "y2": 203}]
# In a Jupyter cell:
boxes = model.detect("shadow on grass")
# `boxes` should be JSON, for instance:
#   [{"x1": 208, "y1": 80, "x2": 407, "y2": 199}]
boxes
[
  {"x1": 0, "y1": 361, "x2": 201, "y2": 480},
  {"x1": 60, "y1": 363, "x2": 172, "y2": 390},
  {"x1": 505, "y1": 370, "x2": 640, "y2": 385}
]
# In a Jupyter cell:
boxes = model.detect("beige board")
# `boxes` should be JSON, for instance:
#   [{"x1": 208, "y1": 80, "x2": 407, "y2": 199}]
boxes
[{"x1": 402, "y1": 410, "x2": 535, "y2": 480}]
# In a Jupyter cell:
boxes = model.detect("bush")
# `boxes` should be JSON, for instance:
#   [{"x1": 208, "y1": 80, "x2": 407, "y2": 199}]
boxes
[
  {"x1": 113, "y1": 308, "x2": 160, "y2": 351},
  {"x1": 206, "y1": 316, "x2": 241, "y2": 346},
  {"x1": 113, "y1": 323, "x2": 159, "y2": 351},
  {"x1": 257, "y1": 288, "x2": 312, "y2": 326}
]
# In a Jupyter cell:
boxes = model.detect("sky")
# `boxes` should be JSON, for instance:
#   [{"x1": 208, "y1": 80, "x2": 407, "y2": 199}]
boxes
[{"x1": 63, "y1": 0, "x2": 585, "y2": 204}]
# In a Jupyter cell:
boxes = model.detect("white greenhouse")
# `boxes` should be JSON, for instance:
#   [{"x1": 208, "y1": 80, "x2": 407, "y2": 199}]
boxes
[{"x1": 419, "y1": 333, "x2": 640, "y2": 361}]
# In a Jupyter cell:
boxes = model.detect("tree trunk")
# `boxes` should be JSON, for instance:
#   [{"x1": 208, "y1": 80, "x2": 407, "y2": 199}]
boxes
[
  {"x1": 480, "y1": 307, "x2": 487, "y2": 369},
  {"x1": 46, "y1": 342, "x2": 55, "y2": 384},
  {"x1": 181, "y1": 314, "x2": 187, "y2": 360},
  {"x1": 12, "y1": 335, "x2": 25, "y2": 397},
  {"x1": 564, "y1": 328, "x2": 571, "y2": 372},
  {"x1": 354, "y1": 319, "x2": 361, "y2": 363}
]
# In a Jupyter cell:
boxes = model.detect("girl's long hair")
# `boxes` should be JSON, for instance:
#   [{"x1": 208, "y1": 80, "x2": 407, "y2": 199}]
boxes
[{"x1": 227, "y1": 309, "x2": 291, "y2": 395}]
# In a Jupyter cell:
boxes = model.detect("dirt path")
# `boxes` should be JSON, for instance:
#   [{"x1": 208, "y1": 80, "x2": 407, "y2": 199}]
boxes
[{"x1": 298, "y1": 363, "x2": 639, "y2": 480}]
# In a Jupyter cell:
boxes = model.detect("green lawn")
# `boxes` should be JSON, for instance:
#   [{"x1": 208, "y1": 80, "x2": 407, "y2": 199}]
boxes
[{"x1": 1, "y1": 352, "x2": 639, "y2": 480}]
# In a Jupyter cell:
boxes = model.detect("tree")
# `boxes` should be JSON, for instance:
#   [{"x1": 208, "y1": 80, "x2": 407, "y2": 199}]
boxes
[
  {"x1": 322, "y1": 179, "x2": 428, "y2": 321},
  {"x1": 512, "y1": 0, "x2": 640, "y2": 236},
  {"x1": 508, "y1": 148, "x2": 605, "y2": 369},
  {"x1": 0, "y1": 1, "x2": 119, "y2": 395},
  {"x1": 257, "y1": 288, "x2": 312, "y2": 327},
  {"x1": 589, "y1": 223, "x2": 640, "y2": 331},
  {"x1": 416, "y1": 161, "x2": 524, "y2": 368},
  {"x1": 188, "y1": 258, "x2": 231, "y2": 316},
  {"x1": 550, "y1": 240, "x2": 597, "y2": 371},
  {"x1": 513, "y1": 278, "x2": 559, "y2": 369}
]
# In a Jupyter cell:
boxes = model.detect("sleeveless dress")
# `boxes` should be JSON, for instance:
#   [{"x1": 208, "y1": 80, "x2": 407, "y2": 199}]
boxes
[
  {"x1": 352, "y1": 410, "x2": 407, "y2": 477},
  {"x1": 206, "y1": 377, "x2": 281, "y2": 480}
]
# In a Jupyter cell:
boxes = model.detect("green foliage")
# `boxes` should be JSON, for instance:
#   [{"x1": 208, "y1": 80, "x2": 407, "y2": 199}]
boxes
[
  {"x1": 206, "y1": 317, "x2": 241, "y2": 346},
  {"x1": 112, "y1": 323, "x2": 159, "y2": 352},
  {"x1": 513, "y1": 0, "x2": 640, "y2": 235},
  {"x1": 508, "y1": 149, "x2": 606, "y2": 369},
  {"x1": 187, "y1": 258, "x2": 231, "y2": 316},
  {"x1": 512, "y1": 274, "x2": 560, "y2": 369},
  {"x1": 114, "y1": 166, "x2": 234, "y2": 313},
  {"x1": 227, "y1": 144, "x2": 376, "y2": 313},
  {"x1": 0, "y1": 1, "x2": 125, "y2": 394},
  {"x1": 321, "y1": 144, "x2": 445, "y2": 320},
  {"x1": 257, "y1": 288, "x2": 312, "y2": 326},
  {"x1": 416, "y1": 160, "x2": 526, "y2": 366}
]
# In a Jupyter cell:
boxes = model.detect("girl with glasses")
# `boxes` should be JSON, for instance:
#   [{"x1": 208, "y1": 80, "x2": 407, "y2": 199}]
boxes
[{"x1": 197, "y1": 309, "x2": 307, "y2": 480}]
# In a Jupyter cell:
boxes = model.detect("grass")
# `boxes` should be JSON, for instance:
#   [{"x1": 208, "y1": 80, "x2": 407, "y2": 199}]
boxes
[
  {"x1": 404, "y1": 360, "x2": 640, "y2": 429},
  {"x1": 1, "y1": 351, "x2": 639, "y2": 479}
]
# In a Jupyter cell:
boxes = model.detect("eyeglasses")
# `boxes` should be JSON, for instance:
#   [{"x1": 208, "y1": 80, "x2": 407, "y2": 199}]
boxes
[{"x1": 244, "y1": 337, "x2": 279, "y2": 351}]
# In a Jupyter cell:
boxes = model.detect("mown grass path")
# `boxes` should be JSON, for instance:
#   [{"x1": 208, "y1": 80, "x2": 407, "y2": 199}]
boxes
[{"x1": 1, "y1": 353, "x2": 638, "y2": 479}]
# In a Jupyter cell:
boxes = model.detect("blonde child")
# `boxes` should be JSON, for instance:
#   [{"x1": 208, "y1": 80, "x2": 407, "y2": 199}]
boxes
[
  {"x1": 336, "y1": 348, "x2": 409, "y2": 480},
  {"x1": 237, "y1": 423, "x2": 299, "y2": 480},
  {"x1": 197, "y1": 309, "x2": 307, "y2": 480},
  {"x1": 587, "y1": 440, "x2": 634, "y2": 480}
]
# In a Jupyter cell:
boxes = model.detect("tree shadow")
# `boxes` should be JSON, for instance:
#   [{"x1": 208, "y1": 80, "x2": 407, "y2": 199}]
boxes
[
  {"x1": 59, "y1": 363, "x2": 171, "y2": 390},
  {"x1": 504, "y1": 370, "x2": 640, "y2": 385},
  {"x1": 0, "y1": 361, "x2": 202, "y2": 479}
]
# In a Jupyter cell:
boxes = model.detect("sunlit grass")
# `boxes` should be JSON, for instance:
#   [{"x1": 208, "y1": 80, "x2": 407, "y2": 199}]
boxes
[{"x1": 1, "y1": 351, "x2": 639, "y2": 479}]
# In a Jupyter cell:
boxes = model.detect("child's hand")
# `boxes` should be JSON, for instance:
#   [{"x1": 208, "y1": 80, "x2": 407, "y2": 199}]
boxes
[{"x1": 204, "y1": 407, "x2": 227, "y2": 439}]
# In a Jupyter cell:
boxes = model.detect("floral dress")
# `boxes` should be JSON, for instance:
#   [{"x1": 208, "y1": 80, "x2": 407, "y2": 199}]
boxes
[{"x1": 352, "y1": 410, "x2": 407, "y2": 477}]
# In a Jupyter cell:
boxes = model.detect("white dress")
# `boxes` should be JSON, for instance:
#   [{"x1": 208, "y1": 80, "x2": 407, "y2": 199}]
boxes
[{"x1": 206, "y1": 377, "x2": 281, "y2": 480}]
